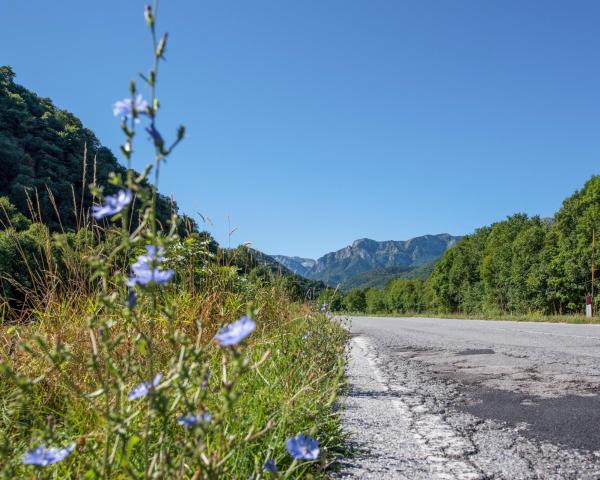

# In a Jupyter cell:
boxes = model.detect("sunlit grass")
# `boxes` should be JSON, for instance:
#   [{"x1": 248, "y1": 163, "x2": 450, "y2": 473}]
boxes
[{"x1": 1, "y1": 284, "x2": 348, "y2": 478}]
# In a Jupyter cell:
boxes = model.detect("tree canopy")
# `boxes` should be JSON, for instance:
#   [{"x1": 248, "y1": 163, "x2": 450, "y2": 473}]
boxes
[{"x1": 0, "y1": 65, "x2": 194, "y2": 233}]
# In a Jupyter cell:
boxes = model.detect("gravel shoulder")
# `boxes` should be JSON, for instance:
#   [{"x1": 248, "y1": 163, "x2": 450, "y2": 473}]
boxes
[{"x1": 336, "y1": 316, "x2": 600, "y2": 479}]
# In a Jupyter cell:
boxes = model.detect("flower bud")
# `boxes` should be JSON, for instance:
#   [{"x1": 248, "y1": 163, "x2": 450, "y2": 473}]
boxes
[
  {"x1": 144, "y1": 5, "x2": 154, "y2": 27},
  {"x1": 156, "y1": 33, "x2": 168, "y2": 58}
]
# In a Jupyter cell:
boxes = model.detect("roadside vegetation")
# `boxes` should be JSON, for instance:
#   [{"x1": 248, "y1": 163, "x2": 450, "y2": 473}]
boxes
[
  {"x1": 320, "y1": 175, "x2": 600, "y2": 320},
  {"x1": 0, "y1": 5, "x2": 346, "y2": 478}
]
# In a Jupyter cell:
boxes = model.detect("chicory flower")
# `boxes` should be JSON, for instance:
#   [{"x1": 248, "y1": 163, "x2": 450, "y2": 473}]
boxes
[
  {"x1": 113, "y1": 94, "x2": 149, "y2": 122},
  {"x1": 126, "y1": 288, "x2": 137, "y2": 308},
  {"x1": 127, "y1": 246, "x2": 174, "y2": 287},
  {"x1": 127, "y1": 372, "x2": 162, "y2": 400},
  {"x1": 214, "y1": 316, "x2": 256, "y2": 347},
  {"x1": 177, "y1": 411, "x2": 212, "y2": 428},
  {"x1": 263, "y1": 459, "x2": 278, "y2": 473},
  {"x1": 285, "y1": 434, "x2": 319, "y2": 461},
  {"x1": 22, "y1": 444, "x2": 75, "y2": 466},
  {"x1": 92, "y1": 189, "x2": 132, "y2": 220}
]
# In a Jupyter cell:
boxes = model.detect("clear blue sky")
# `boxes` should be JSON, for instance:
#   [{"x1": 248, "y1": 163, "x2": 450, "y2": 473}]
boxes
[{"x1": 3, "y1": 1, "x2": 600, "y2": 259}]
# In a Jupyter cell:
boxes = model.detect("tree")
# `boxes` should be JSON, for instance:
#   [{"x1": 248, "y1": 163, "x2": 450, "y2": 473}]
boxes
[
  {"x1": 344, "y1": 289, "x2": 367, "y2": 312},
  {"x1": 365, "y1": 288, "x2": 387, "y2": 313}
]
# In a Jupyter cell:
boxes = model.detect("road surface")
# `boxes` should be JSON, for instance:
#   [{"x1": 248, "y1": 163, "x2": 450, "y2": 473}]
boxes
[{"x1": 336, "y1": 316, "x2": 600, "y2": 479}]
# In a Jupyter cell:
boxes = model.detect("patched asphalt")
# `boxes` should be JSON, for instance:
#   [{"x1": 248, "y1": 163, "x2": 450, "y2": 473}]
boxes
[{"x1": 336, "y1": 316, "x2": 600, "y2": 479}]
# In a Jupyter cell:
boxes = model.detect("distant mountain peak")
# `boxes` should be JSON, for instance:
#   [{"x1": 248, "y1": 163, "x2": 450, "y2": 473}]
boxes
[
  {"x1": 351, "y1": 238, "x2": 377, "y2": 248},
  {"x1": 272, "y1": 233, "x2": 461, "y2": 287}
]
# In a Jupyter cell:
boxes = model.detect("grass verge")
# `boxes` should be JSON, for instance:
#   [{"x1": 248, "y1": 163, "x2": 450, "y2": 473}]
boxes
[
  {"x1": 339, "y1": 311, "x2": 600, "y2": 324},
  {"x1": 0, "y1": 286, "x2": 348, "y2": 478}
]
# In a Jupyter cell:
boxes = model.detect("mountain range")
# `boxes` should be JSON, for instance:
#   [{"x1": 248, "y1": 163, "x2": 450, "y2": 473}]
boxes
[{"x1": 272, "y1": 234, "x2": 460, "y2": 291}]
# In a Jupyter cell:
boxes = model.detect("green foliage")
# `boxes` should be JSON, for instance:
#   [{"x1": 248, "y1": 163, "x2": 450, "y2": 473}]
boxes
[
  {"x1": 317, "y1": 288, "x2": 344, "y2": 311},
  {"x1": 343, "y1": 288, "x2": 367, "y2": 312},
  {"x1": 0, "y1": 222, "x2": 50, "y2": 309},
  {"x1": 0, "y1": 66, "x2": 194, "y2": 234},
  {"x1": 340, "y1": 261, "x2": 435, "y2": 292},
  {"x1": 225, "y1": 246, "x2": 327, "y2": 301},
  {"x1": 386, "y1": 278, "x2": 429, "y2": 313},
  {"x1": 365, "y1": 288, "x2": 386, "y2": 313},
  {"x1": 429, "y1": 213, "x2": 562, "y2": 315},
  {"x1": 0, "y1": 196, "x2": 30, "y2": 231}
]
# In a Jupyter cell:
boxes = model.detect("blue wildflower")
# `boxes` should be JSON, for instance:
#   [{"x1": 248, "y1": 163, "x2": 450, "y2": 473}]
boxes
[
  {"x1": 22, "y1": 443, "x2": 75, "y2": 466},
  {"x1": 132, "y1": 245, "x2": 165, "y2": 267},
  {"x1": 285, "y1": 434, "x2": 320, "y2": 461},
  {"x1": 143, "y1": 245, "x2": 164, "y2": 260},
  {"x1": 92, "y1": 189, "x2": 132, "y2": 220},
  {"x1": 127, "y1": 372, "x2": 162, "y2": 400},
  {"x1": 263, "y1": 459, "x2": 278, "y2": 474},
  {"x1": 320, "y1": 303, "x2": 329, "y2": 312},
  {"x1": 127, "y1": 246, "x2": 174, "y2": 287},
  {"x1": 214, "y1": 316, "x2": 256, "y2": 347},
  {"x1": 126, "y1": 288, "x2": 137, "y2": 308},
  {"x1": 127, "y1": 268, "x2": 174, "y2": 287},
  {"x1": 177, "y1": 411, "x2": 212, "y2": 428},
  {"x1": 113, "y1": 94, "x2": 149, "y2": 122},
  {"x1": 177, "y1": 413, "x2": 198, "y2": 428}
]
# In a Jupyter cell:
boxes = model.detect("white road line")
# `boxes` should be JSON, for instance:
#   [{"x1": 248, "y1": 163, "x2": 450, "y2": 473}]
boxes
[{"x1": 352, "y1": 336, "x2": 482, "y2": 480}]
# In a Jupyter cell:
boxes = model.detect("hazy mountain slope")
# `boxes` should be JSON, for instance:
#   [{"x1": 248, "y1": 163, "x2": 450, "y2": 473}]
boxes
[
  {"x1": 274, "y1": 234, "x2": 460, "y2": 287},
  {"x1": 230, "y1": 247, "x2": 327, "y2": 300},
  {"x1": 271, "y1": 255, "x2": 317, "y2": 277}
]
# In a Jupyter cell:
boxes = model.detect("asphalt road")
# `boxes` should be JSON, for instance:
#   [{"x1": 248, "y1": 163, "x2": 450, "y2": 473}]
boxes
[{"x1": 336, "y1": 316, "x2": 600, "y2": 480}]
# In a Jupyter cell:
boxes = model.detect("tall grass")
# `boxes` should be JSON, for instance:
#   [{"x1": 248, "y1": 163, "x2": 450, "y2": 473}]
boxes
[{"x1": 1, "y1": 280, "x2": 347, "y2": 478}]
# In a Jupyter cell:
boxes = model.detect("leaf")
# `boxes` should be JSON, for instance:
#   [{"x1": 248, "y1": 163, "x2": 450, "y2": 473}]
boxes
[{"x1": 124, "y1": 434, "x2": 141, "y2": 463}]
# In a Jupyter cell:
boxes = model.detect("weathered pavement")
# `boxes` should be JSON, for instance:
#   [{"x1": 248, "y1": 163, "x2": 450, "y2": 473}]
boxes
[{"x1": 336, "y1": 316, "x2": 600, "y2": 479}]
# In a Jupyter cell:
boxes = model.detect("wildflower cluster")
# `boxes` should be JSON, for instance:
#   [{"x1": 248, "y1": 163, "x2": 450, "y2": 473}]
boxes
[
  {"x1": 0, "y1": 3, "x2": 338, "y2": 479},
  {"x1": 127, "y1": 245, "x2": 174, "y2": 286}
]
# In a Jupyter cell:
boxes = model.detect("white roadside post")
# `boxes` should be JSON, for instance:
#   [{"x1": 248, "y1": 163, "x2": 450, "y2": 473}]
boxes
[{"x1": 586, "y1": 294, "x2": 592, "y2": 318}]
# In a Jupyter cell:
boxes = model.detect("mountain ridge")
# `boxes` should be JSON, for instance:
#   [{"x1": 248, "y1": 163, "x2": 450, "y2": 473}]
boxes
[{"x1": 272, "y1": 233, "x2": 460, "y2": 287}]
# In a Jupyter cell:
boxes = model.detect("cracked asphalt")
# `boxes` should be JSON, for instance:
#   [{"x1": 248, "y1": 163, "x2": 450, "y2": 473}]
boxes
[{"x1": 335, "y1": 316, "x2": 600, "y2": 479}]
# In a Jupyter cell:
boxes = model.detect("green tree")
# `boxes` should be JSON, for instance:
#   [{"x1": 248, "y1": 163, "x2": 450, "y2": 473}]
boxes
[
  {"x1": 317, "y1": 288, "x2": 344, "y2": 311},
  {"x1": 365, "y1": 288, "x2": 387, "y2": 313},
  {"x1": 344, "y1": 289, "x2": 367, "y2": 312}
]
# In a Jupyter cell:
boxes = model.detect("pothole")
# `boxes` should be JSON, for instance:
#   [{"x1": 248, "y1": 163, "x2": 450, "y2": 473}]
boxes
[{"x1": 456, "y1": 349, "x2": 495, "y2": 356}]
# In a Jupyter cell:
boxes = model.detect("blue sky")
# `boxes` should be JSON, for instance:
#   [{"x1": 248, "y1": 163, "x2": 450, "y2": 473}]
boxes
[{"x1": 3, "y1": 1, "x2": 600, "y2": 259}]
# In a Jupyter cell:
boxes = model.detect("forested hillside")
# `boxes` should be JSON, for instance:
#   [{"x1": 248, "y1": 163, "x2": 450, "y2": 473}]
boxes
[
  {"x1": 331, "y1": 176, "x2": 600, "y2": 316},
  {"x1": 0, "y1": 66, "x2": 189, "y2": 232},
  {"x1": 339, "y1": 261, "x2": 436, "y2": 291}
]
